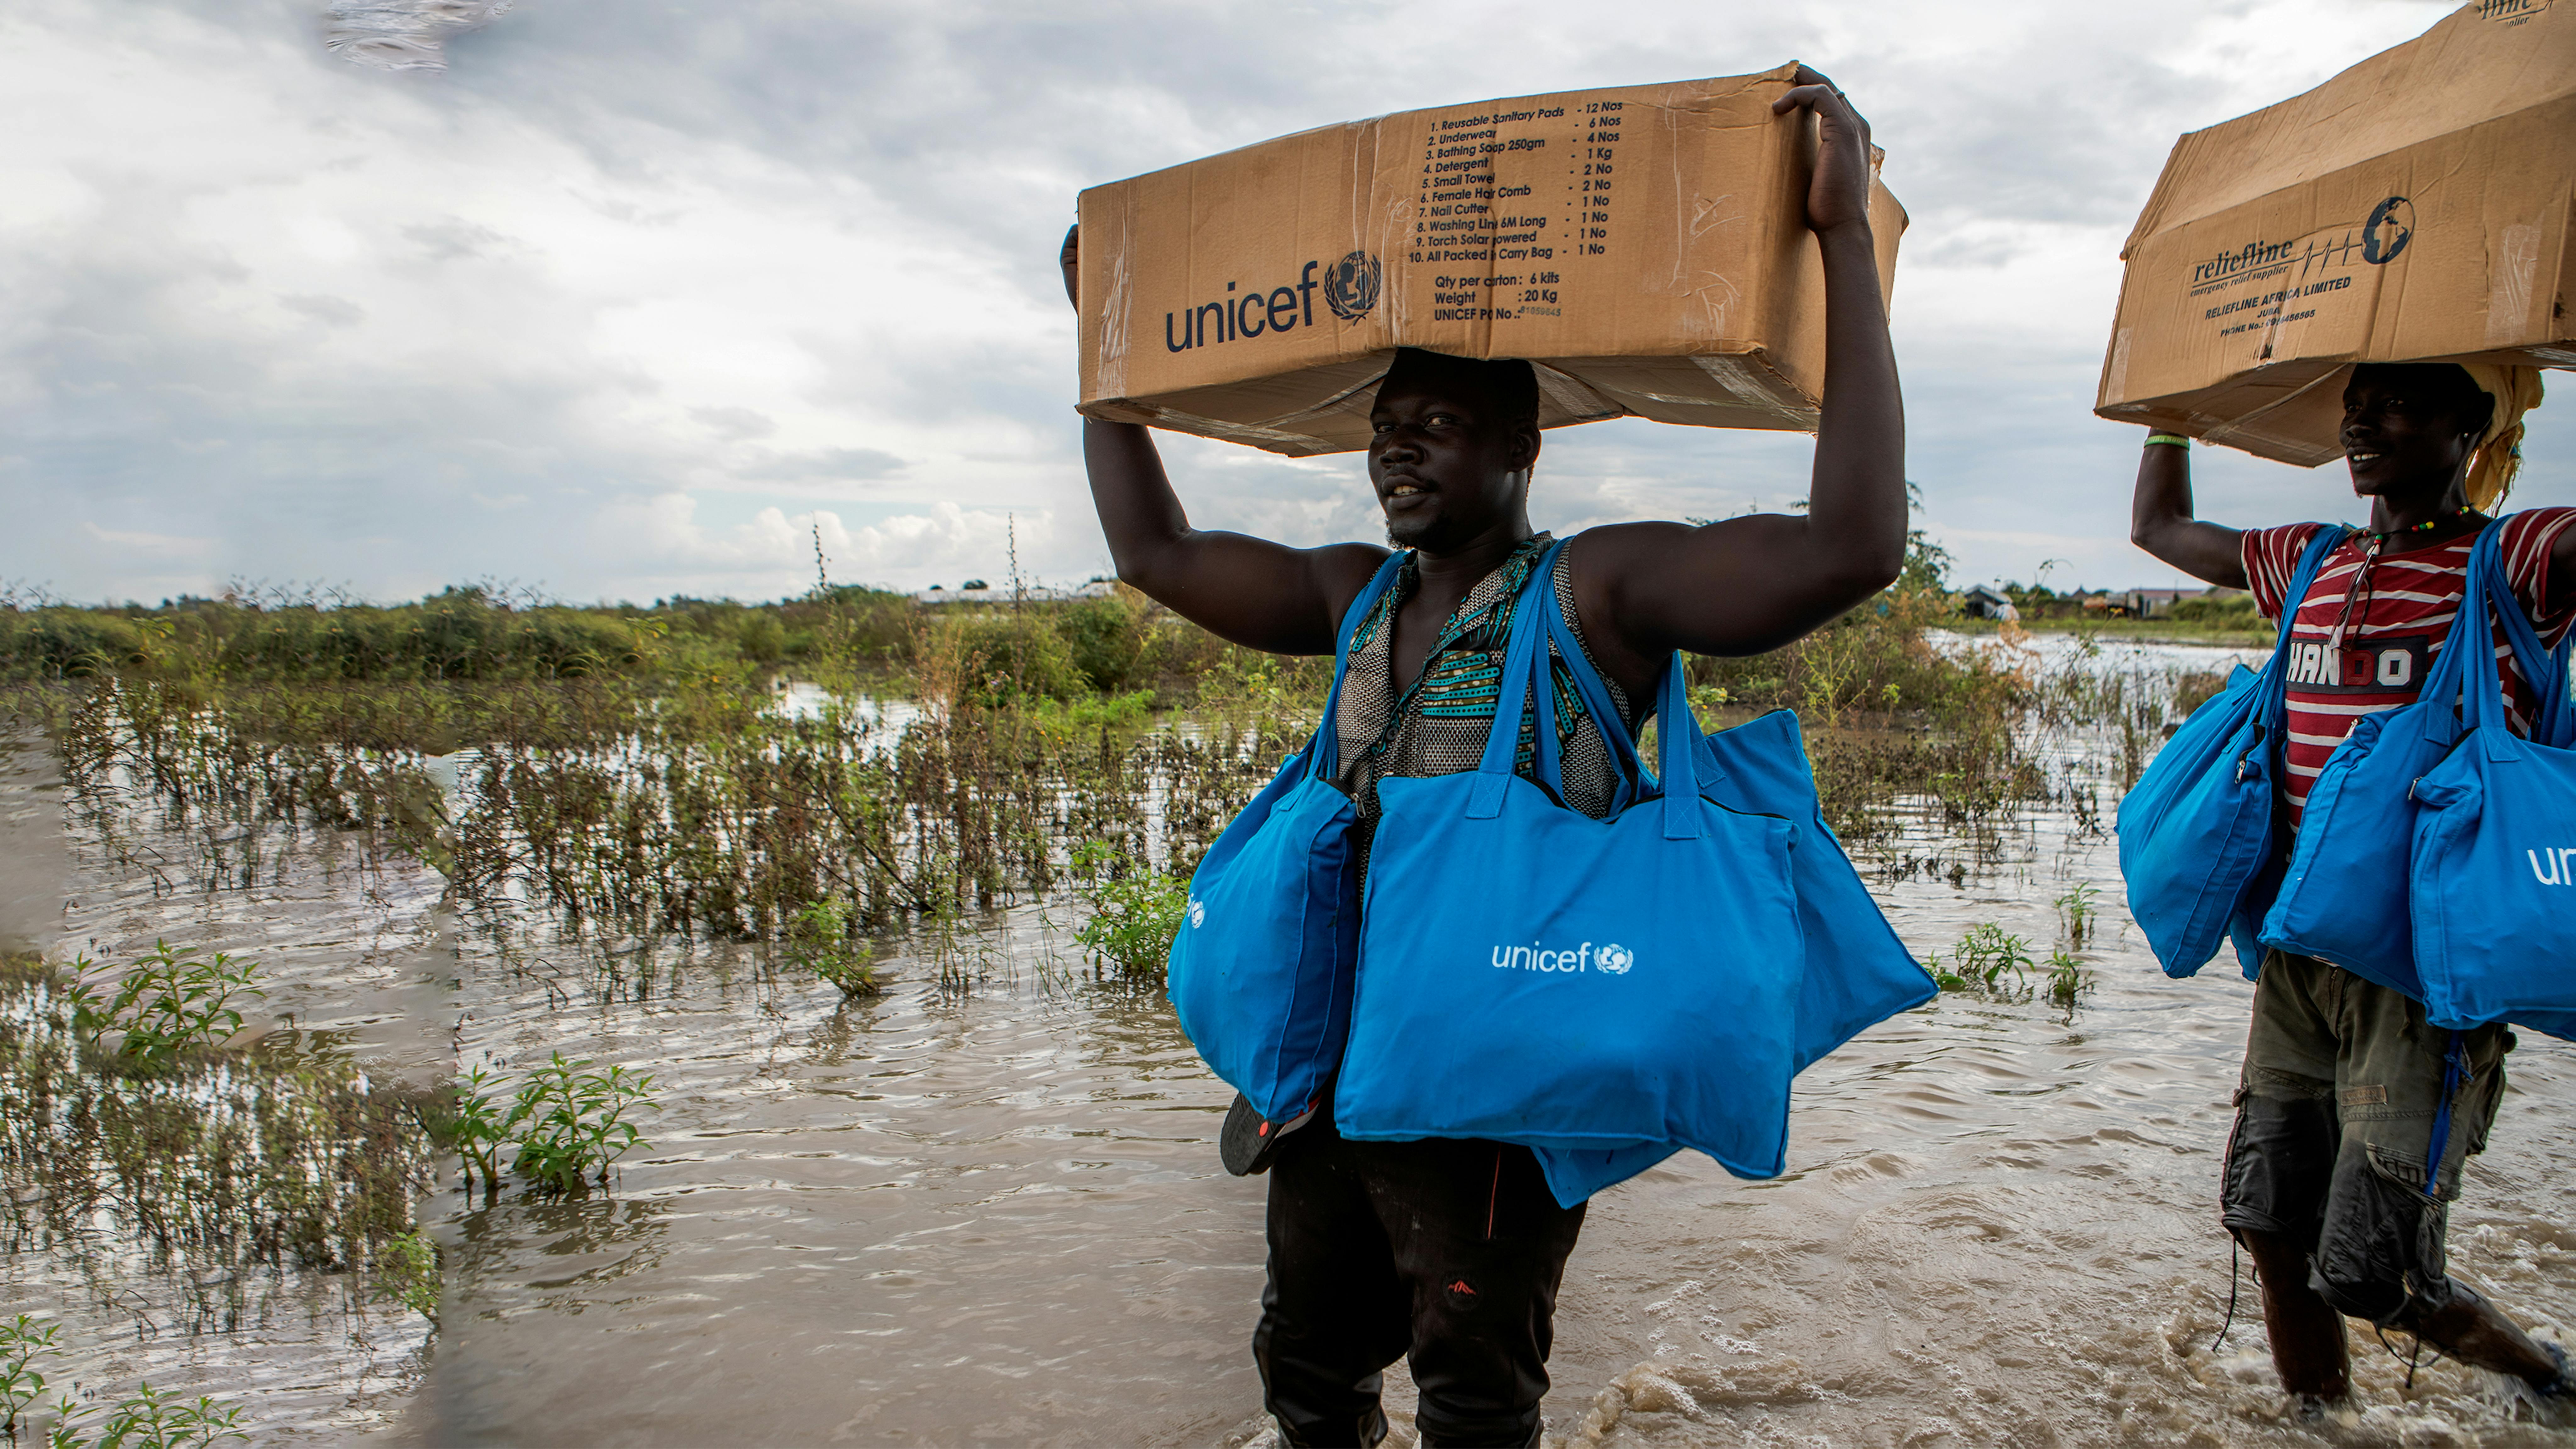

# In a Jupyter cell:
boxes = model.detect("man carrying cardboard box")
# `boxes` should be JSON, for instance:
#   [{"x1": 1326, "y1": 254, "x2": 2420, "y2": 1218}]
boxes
[
  {"x1": 1063, "y1": 66, "x2": 1901, "y2": 1448},
  {"x1": 2130, "y1": 362, "x2": 2576, "y2": 1417}
]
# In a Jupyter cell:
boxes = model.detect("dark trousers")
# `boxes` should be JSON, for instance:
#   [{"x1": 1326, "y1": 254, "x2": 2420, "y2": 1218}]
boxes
[{"x1": 1253, "y1": 1113, "x2": 1586, "y2": 1448}]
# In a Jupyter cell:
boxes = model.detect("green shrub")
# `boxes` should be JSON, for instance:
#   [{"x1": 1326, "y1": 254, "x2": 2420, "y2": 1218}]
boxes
[
  {"x1": 2167, "y1": 594, "x2": 2258, "y2": 626},
  {"x1": 1054, "y1": 592, "x2": 1152, "y2": 692},
  {"x1": 785, "y1": 900, "x2": 879, "y2": 998},
  {"x1": 3, "y1": 1319, "x2": 248, "y2": 1448},
  {"x1": 66, "y1": 944, "x2": 264, "y2": 1072},
  {"x1": 502, "y1": 1052, "x2": 656, "y2": 1194},
  {"x1": 1928, "y1": 924, "x2": 2035, "y2": 995},
  {"x1": 2, "y1": 1315, "x2": 60, "y2": 1441},
  {"x1": 1071, "y1": 841, "x2": 1188, "y2": 975},
  {"x1": 51, "y1": 1381, "x2": 247, "y2": 1448},
  {"x1": 375, "y1": 1230, "x2": 440, "y2": 1323},
  {"x1": 2046, "y1": 949, "x2": 2093, "y2": 1007}
]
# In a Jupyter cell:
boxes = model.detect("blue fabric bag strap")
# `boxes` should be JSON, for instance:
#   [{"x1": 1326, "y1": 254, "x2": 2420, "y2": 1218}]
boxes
[
  {"x1": 1466, "y1": 539, "x2": 1573, "y2": 819},
  {"x1": 2468, "y1": 525, "x2": 2575, "y2": 749},
  {"x1": 1526, "y1": 592, "x2": 1698, "y2": 836},
  {"x1": 2423, "y1": 1030, "x2": 2469, "y2": 1196},
  {"x1": 1305, "y1": 552, "x2": 1409, "y2": 784},
  {"x1": 2443, "y1": 526, "x2": 2558, "y2": 759},
  {"x1": 2262, "y1": 526, "x2": 2351, "y2": 726},
  {"x1": 1531, "y1": 576, "x2": 1649, "y2": 815}
]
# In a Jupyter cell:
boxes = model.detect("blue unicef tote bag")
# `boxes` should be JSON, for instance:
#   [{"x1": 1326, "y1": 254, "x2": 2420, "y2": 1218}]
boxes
[
  {"x1": 2407, "y1": 536, "x2": 2576, "y2": 1038},
  {"x1": 1536, "y1": 600, "x2": 1935, "y2": 1069},
  {"x1": 1522, "y1": 603, "x2": 1937, "y2": 1204},
  {"x1": 2258, "y1": 524, "x2": 2502, "y2": 998},
  {"x1": 1333, "y1": 543, "x2": 1808, "y2": 1181},
  {"x1": 2117, "y1": 526, "x2": 2343, "y2": 978},
  {"x1": 1166, "y1": 553, "x2": 1404, "y2": 1123}
]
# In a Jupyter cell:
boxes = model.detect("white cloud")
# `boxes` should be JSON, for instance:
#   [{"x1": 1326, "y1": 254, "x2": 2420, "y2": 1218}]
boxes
[
  {"x1": 80, "y1": 522, "x2": 217, "y2": 557},
  {"x1": 0, "y1": 0, "x2": 2557, "y2": 607},
  {"x1": 591, "y1": 492, "x2": 1047, "y2": 595}
]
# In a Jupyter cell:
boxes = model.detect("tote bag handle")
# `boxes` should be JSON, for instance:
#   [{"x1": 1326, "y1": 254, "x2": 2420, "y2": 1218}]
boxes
[
  {"x1": 2258, "y1": 526, "x2": 2350, "y2": 738},
  {"x1": 1517, "y1": 570, "x2": 1671, "y2": 823},
  {"x1": 1527, "y1": 592, "x2": 1702, "y2": 837},
  {"x1": 1466, "y1": 540, "x2": 1574, "y2": 819},
  {"x1": 1306, "y1": 552, "x2": 1410, "y2": 785},
  {"x1": 2452, "y1": 518, "x2": 2576, "y2": 742},
  {"x1": 2460, "y1": 525, "x2": 2574, "y2": 750},
  {"x1": 1530, "y1": 576, "x2": 1653, "y2": 813}
]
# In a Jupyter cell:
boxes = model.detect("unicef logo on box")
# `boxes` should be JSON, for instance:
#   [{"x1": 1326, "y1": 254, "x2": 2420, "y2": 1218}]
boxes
[{"x1": 1324, "y1": 251, "x2": 1381, "y2": 321}]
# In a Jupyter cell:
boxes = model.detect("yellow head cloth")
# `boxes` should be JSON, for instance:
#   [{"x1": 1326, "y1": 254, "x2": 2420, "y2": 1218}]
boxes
[{"x1": 2458, "y1": 364, "x2": 2544, "y2": 512}]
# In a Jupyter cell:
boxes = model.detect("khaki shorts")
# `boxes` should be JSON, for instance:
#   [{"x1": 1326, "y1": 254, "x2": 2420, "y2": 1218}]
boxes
[{"x1": 2220, "y1": 951, "x2": 2511, "y2": 1325}]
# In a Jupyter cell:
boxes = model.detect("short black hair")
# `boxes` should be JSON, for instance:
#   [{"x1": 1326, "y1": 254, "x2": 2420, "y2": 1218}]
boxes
[
  {"x1": 1379, "y1": 347, "x2": 1541, "y2": 433},
  {"x1": 2349, "y1": 362, "x2": 2494, "y2": 436}
]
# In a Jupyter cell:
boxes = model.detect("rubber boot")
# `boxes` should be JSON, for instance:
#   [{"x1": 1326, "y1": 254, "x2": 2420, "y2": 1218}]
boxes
[
  {"x1": 2239, "y1": 1228, "x2": 2351, "y2": 1410},
  {"x1": 2400, "y1": 1278, "x2": 2568, "y2": 1391}
]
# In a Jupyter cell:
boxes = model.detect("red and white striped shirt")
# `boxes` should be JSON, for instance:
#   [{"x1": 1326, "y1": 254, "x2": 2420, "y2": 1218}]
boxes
[{"x1": 2241, "y1": 509, "x2": 2576, "y2": 826}]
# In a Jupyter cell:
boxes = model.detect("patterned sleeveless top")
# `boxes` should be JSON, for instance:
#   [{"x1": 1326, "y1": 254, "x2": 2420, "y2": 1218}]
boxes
[{"x1": 1333, "y1": 535, "x2": 1634, "y2": 865}]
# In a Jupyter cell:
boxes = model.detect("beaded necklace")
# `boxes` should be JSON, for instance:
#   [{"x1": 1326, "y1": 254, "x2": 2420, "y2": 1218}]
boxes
[{"x1": 2324, "y1": 507, "x2": 2480, "y2": 653}]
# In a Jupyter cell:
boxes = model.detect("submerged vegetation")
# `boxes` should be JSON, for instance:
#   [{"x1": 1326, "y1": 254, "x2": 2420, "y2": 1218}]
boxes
[
  {"x1": 0, "y1": 526, "x2": 2238, "y2": 1438},
  {"x1": 7, "y1": 520, "x2": 2161, "y2": 939},
  {"x1": 0, "y1": 1318, "x2": 246, "y2": 1448},
  {"x1": 438, "y1": 1055, "x2": 657, "y2": 1197},
  {"x1": 64, "y1": 943, "x2": 264, "y2": 1074},
  {"x1": 0, "y1": 974, "x2": 437, "y2": 1289}
]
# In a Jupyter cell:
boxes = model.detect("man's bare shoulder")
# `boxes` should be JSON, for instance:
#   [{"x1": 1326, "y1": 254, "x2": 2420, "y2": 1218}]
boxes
[{"x1": 1306, "y1": 539, "x2": 1398, "y2": 630}]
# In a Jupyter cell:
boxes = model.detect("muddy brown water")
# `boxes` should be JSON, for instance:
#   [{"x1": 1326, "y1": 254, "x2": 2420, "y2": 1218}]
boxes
[{"x1": 6, "y1": 645, "x2": 2576, "y2": 1447}]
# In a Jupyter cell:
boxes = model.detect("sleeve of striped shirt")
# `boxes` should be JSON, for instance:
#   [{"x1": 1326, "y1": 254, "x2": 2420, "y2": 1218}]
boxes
[
  {"x1": 2499, "y1": 506, "x2": 2576, "y2": 649},
  {"x1": 2239, "y1": 523, "x2": 2324, "y2": 622}
]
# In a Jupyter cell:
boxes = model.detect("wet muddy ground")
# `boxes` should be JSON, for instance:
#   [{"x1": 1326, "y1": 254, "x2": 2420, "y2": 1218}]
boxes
[{"x1": 5, "y1": 644, "x2": 2575, "y2": 1446}]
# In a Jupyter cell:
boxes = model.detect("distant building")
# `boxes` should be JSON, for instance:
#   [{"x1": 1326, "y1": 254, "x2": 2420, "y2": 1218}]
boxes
[
  {"x1": 2076, "y1": 584, "x2": 2245, "y2": 619},
  {"x1": 1959, "y1": 583, "x2": 2018, "y2": 621},
  {"x1": 913, "y1": 579, "x2": 1119, "y2": 606}
]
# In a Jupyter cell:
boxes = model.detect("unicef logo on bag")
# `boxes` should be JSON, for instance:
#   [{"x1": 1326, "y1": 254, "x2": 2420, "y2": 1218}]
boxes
[
  {"x1": 1323, "y1": 252, "x2": 1380, "y2": 321},
  {"x1": 1487, "y1": 940, "x2": 1634, "y2": 976},
  {"x1": 1187, "y1": 897, "x2": 1206, "y2": 929}
]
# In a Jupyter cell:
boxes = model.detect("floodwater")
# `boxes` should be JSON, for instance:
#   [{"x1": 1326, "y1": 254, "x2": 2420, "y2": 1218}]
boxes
[{"x1": 5, "y1": 647, "x2": 2576, "y2": 1448}]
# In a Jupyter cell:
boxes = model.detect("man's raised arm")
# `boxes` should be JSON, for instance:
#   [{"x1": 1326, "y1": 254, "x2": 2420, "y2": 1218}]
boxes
[
  {"x1": 1065, "y1": 229, "x2": 1387, "y2": 656},
  {"x1": 1567, "y1": 69, "x2": 1908, "y2": 676},
  {"x1": 2129, "y1": 439, "x2": 2249, "y2": 590}
]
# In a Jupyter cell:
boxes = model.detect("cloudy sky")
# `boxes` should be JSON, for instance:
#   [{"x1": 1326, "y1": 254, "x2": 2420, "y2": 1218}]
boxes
[{"x1": 3, "y1": 0, "x2": 2565, "y2": 605}]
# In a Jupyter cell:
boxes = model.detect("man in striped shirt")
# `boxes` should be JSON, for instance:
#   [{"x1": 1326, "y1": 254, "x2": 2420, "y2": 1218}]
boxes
[{"x1": 2132, "y1": 361, "x2": 2573, "y2": 1415}]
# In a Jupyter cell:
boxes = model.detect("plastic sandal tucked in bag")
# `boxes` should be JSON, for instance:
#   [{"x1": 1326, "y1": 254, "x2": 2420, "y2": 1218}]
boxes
[
  {"x1": 1166, "y1": 555, "x2": 1403, "y2": 1124},
  {"x1": 2117, "y1": 527, "x2": 2343, "y2": 978},
  {"x1": 1332, "y1": 542, "x2": 1808, "y2": 1193}
]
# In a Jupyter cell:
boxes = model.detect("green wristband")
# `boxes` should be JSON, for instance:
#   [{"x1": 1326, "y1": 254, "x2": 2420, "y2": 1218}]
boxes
[{"x1": 2144, "y1": 433, "x2": 2191, "y2": 448}]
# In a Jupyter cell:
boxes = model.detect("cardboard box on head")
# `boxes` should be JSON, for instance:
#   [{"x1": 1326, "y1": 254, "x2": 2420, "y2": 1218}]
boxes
[
  {"x1": 1073, "y1": 64, "x2": 1906, "y2": 458},
  {"x1": 2097, "y1": 1, "x2": 2576, "y2": 464}
]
